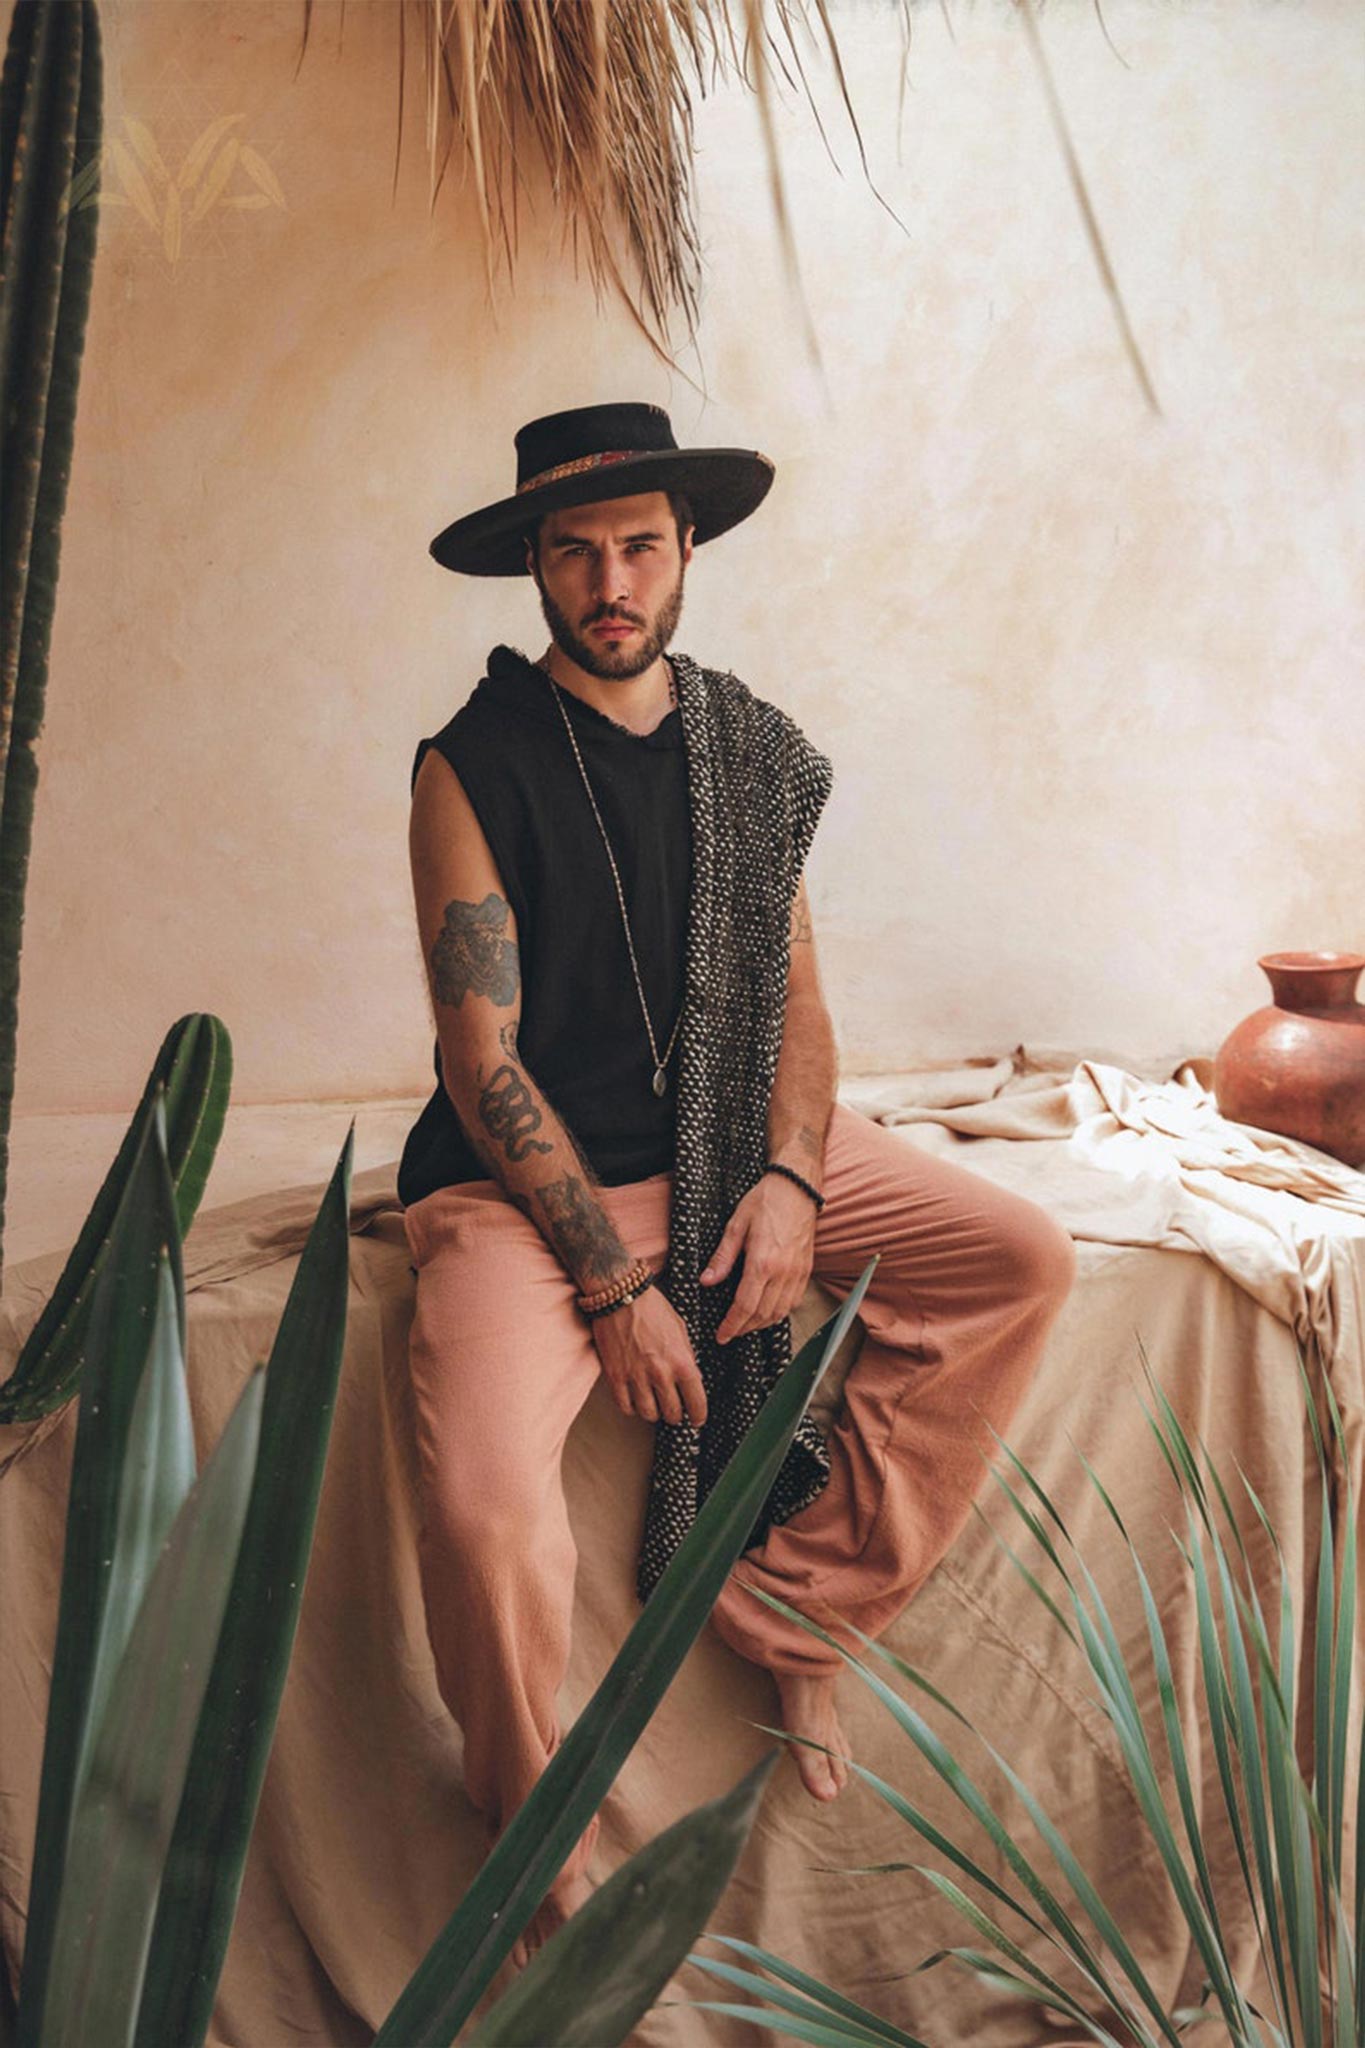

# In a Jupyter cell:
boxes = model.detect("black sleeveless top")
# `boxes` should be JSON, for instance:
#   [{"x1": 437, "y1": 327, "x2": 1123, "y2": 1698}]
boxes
[{"x1": 397, "y1": 644, "x2": 692, "y2": 1206}]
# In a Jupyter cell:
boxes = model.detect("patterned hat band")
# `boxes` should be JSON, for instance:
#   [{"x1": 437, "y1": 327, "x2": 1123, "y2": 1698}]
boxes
[{"x1": 516, "y1": 450, "x2": 639, "y2": 495}]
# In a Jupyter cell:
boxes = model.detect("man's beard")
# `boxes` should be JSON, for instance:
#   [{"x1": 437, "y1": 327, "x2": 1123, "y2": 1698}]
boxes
[{"x1": 534, "y1": 565, "x2": 686, "y2": 682}]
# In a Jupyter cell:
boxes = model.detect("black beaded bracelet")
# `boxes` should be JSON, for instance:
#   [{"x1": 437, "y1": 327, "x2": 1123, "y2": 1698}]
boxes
[{"x1": 764, "y1": 1161, "x2": 825, "y2": 1210}]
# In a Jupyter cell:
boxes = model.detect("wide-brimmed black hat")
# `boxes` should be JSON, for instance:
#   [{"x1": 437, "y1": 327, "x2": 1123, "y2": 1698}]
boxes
[{"x1": 429, "y1": 401, "x2": 775, "y2": 577}]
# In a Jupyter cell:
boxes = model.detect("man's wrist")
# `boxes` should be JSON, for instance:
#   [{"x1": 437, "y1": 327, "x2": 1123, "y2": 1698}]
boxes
[
  {"x1": 764, "y1": 1160, "x2": 825, "y2": 1210},
  {"x1": 578, "y1": 1264, "x2": 657, "y2": 1320},
  {"x1": 766, "y1": 1124, "x2": 827, "y2": 1192}
]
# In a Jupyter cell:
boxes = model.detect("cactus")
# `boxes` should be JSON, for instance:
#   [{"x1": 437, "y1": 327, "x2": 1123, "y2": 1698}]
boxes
[{"x1": 0, "y1": 0, "x2": 104, "y2": 1289}]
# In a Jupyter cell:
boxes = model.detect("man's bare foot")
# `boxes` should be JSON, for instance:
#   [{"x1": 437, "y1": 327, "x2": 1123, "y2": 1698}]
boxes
[
  {"x1": 483, "y1": 1811, "x2": 600, "y2": 1972},
  {"x1": 510, "y1": 1868, "x2": 594, "y2": 1970},
  {"x1": 774, "y1": 1672, "x2": 851, "y2": 1800}
]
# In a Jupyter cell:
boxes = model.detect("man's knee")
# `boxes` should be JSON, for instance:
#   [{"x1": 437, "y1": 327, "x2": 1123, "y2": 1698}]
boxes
[{"x1": 999, "y1": 1205, "x2": 1077, "y2": 1312}]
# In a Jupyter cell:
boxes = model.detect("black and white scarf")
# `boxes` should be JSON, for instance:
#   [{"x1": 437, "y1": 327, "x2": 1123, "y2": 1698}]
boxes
[{"x1": 639, "y1": 649, "x2": 835, "y2": 1604}]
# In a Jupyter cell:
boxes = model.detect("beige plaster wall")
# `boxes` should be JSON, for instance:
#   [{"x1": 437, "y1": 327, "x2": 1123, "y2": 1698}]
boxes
[{"x1": 15, "y1": 0, "x2": 1364, "y2": 1113}]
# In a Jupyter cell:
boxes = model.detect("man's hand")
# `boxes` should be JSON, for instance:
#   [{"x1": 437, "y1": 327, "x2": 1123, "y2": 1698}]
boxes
[
  {"x1": 699, "y1": 1173, "x2": 819, "y2": 1344},
  {"x1": 591, "y1": 1283, "x2": 709, "y2": 1426}
]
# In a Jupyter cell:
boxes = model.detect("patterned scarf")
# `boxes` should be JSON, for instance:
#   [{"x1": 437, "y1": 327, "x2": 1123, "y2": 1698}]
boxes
[{"x1": 638, "y1": 649, "x2": 835, "y2": 1604}]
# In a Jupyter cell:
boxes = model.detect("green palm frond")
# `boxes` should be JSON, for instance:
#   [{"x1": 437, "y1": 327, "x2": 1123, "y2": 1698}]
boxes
[{"x1": 682, "y1": 1338, "x2": 1358, "y2": 2047}]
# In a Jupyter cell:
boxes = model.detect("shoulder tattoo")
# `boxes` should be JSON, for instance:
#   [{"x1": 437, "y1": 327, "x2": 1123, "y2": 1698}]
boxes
[{"x1": 431, "y1": 892, "x2": 520, "y2": 1009}]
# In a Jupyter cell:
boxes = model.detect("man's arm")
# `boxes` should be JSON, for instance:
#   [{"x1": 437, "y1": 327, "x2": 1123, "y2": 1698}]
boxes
[
  {"x1": 409, "y1": 748, "x2": 635, "y2": 1293},
  {"x1": 767, "y1": 872, "x2": 838, "y2": 1188},
  {"x1": 410, "y1": 747, "x2": 708, "y2": 1427}
]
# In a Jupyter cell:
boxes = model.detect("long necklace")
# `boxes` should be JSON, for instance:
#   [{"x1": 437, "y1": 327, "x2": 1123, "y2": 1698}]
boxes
[{"x1": 544, "y1": 662, "x2": 684, "y2": 1097}]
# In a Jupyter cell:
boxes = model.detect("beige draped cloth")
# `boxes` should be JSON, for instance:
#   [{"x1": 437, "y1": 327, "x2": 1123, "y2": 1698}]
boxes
[
  {"x1": 841, "y1": 1049, "x2": 1365, "y2": 1471},
  {"x1": 2, "y1": 1052, "x2": 1361, "y2": 2045}
]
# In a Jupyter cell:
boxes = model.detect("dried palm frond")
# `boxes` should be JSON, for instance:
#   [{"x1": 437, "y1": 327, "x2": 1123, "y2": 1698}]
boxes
[
  {"x1": 296, "y1": 0, "x2": 1157, "y2": 407},
  {"x1": 297, "y1": 0, "x2": 901, "y2": 369}
]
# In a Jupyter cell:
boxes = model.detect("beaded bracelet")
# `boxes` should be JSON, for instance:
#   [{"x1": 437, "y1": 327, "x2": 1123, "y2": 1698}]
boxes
[
  {"x1": 576, "y1": 1255, "x2": 655, "y2": 1316},
  {"x1": 581, "y1": 1274, "x2": 656, "y2": 1323},
  {"x1": 764, "y1": 1161, "x2": 826, "y2": 1211}
]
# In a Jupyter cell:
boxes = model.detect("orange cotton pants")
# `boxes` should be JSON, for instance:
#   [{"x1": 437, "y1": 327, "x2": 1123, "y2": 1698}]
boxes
[{"x1": 401, "y1": 1099, "x2": 1077, "y2": 1887}]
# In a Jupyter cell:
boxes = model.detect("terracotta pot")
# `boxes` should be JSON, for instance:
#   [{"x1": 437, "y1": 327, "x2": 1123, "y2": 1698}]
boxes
[{"x1": 1213, "y1": 950, "x2": 1365, "y2": 1168}]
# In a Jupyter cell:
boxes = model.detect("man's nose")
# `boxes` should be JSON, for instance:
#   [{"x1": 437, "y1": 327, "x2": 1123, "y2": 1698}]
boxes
[{"x1": 591, "y1": 549, "x2": 632, "y2": 607}]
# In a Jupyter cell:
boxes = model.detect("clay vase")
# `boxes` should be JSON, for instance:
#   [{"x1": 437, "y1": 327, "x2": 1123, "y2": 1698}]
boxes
[{"x1": 1213, "y1": 950, "x2": 1365, "y2": 1168}]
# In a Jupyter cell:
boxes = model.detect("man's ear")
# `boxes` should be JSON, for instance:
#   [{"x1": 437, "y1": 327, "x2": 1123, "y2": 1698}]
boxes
[
  {"x1": 682, "y1": 526, "x2": 695, "y2": 567},
  {"x1": 523, "y1": 538, "x2": 538, "y2": 580}
]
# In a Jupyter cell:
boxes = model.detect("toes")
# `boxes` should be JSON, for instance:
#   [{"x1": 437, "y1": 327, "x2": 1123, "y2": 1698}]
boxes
[{"x1": 794, "y1": 1745, "x2": 836, "y2": 1799}]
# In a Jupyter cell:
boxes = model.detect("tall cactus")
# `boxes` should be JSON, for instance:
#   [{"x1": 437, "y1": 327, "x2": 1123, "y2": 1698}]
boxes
[{"x1": 0, "y1": 0, "x2": 103, "y2": 1289}]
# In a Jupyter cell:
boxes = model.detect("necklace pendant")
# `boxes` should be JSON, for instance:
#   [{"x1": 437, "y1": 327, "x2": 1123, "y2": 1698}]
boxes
[{"x1": 652, "y1": 1065, "x2": 668, "y2": 1098}]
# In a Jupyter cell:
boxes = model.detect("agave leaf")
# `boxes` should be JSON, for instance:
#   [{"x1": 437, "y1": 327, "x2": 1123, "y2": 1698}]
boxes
[
  {"x1": 981, "y1": 1458, "x2": 1078, "y2": 1593},
  {"x1": 76, "y1": 1250, "x2": 196, "y2": 1800},
  {"x1": 903, "y1": 1488, "x2": 1255, "y2": 2035},
  {"x1": 372, "y1": 1258, "x2": 876, "y2": 2047},
  {"x1": 1330, "y1": 1903, "x2": 1355, "y2": 2048},
  {"x1": 38, "y1": 1363, "x2": 265, "y2": 2048},
  {"x1": 1214, "y1": 1524, "x2": 1315, "y2": 2046},
  {"x1": 15, "y1": 1092, "x2": 181, "y2": 2048},
  {"x1": 929, "y1": 1720, "x2": 1186, "y2": 2039},
  {"x1": 722, "y1": 1361, "x2": 1358, "y2": 2046},
  {"x1": 1110, "y1": 1520, "x2": 1245, "y2": 2013},
  {"x1": 1185, "y1": 1499, "x2": 1283, "y2": 2008},
  {"x1": 1044, "y1": 1508, "x2": 1250, "y2": 2029},
  {"x1": 681, "y1": 2001, "x2": 918, "y2": 2048},
  {"x1": 683, "y1": 1953, "x2": 911, "y2": 2048},
  {"x1": 0, "y1": 1014, "x2": 230, "y2": 1424},
  {"x1": 968, "y1": 1494, "x2": 1081, "y2": 1651},
  {"x1": 688, "y1": 1935, "x2": 926, "y2": 2048},
  {"x1": 159, "y1": 1011, "x2": 232, "y2": 1227},
  {"x1": 741, "y1": 1586, "x2": 1174, "y2": 2044},
  {"x1": 1134, "y1": 1341, "x2": 1210, "y2": 1531},
  {"x1": 1309, "y1": 1449, "x2": 1334, "y2": 1957},
  {"x1": 1315, "y1": 1364, "x2": 1357, "y2": 1908},
  {"x1": 1210, "y1": 1525, "x2": 1292, "y2": 2030},
  {"x1": 467, "y1": 1751, "x2": 779, "y2": 2046},
  {"x1": 919, "y1": 1950, "x2": 1142, "y2": 2043},
  {"x1": 907, "y1": 1871, "x2": 1131, "y2": 2044},
  {"x1": 985, "y1": 1424, "x2": 1075, "y2": 1547},
  {"x1": 744, "y1": 1608, "x2": 1144, "y2": 2032},
  {"x1": 134, "y1": 1127, "x2": 354, "y2": 2048},
  {"x1": 812, "y1": 1748, "x2": 1054, "y2": 1946}
]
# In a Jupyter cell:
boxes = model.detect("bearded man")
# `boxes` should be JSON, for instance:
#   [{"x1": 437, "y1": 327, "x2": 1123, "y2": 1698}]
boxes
[{"x1": 398, "y1": 402, "x2": 1077, "y2": 1965}]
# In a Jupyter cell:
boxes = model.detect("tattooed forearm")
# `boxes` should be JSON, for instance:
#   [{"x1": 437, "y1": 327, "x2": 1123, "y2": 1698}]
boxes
[
  {"x1": 431, "y1": 893, "x2": 520, "y2": 1008},
  {"x1": 791, "y1": 1121, "x2": 824, "y2": 1166},
  {"x1": 476, "y1": 1060, "x2": 555, "y2": 1163},
  {"x1": 465, "y1": 1122, "x2": 535, "y2": 1215},
  {"x1": 535, "y1": 1176, "x2": 632, "y2": 1288},
  {"x1": 445, "y1": 1033, "x2": 631, "y2": 1287},
  {"x1": 789, "y1": 889, "x2": 813, "y2": 945}
]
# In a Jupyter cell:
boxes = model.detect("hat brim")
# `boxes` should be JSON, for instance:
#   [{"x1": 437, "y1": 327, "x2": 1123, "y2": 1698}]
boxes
[{"x1": 429, "y1": 448, "x2": 775, "y2": 576}]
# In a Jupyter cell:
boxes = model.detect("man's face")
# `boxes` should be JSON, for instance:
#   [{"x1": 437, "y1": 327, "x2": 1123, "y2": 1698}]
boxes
[{"x1": 526, "y1": 491, "x2": 694, "y2": 681}]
